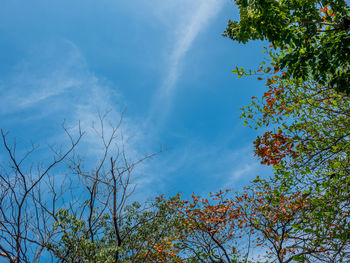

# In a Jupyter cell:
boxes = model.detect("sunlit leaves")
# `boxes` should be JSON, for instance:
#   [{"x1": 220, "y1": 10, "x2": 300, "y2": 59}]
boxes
[{"x1": 224, "y1": 0, "x2": 350, "y2": 94}]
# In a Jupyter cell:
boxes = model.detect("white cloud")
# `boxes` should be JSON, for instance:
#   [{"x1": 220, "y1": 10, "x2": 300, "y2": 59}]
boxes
[
  {"x1": 148, "y1": 0, "x2": 224, "y2": 125},
  {"x1": 0, "y1": 39, "x2": 115, "y2": 123},
  {"x1": 0, "y1": 43, "x2": 82, "y2": 116}
]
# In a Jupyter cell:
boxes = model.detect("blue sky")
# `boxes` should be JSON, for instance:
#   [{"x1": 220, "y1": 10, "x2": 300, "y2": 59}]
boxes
[{"x1": 0, "y1": 0, "x2": 271, "y2": 199}]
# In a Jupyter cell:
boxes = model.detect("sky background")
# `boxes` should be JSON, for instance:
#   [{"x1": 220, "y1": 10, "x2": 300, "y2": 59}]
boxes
[{"x1": 0, "y1": 0, "x2": 271, "y2": 200}]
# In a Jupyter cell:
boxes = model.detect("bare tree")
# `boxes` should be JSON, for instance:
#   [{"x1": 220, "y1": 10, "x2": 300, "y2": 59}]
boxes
[
  {"x1": 0, "y1": 113, "x2": 160, "y2": 262},
  {"x1": 0, "y1": 124, "x2": 83, "y2": 262}
]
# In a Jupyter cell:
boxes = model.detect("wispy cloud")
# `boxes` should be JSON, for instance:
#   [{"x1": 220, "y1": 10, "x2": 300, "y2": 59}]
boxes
[
  {"x1": 148, "y1": 0, "x2": 224, "y2": 125},
  {"x1": 0, "y1": 42, "x2": 83, "y2": 116},
  {"x1": 0, "y1": 39, "x2": 152, "y2": 187},
  {"x1": 0, "y1": 40, "x2": 116, "y2": 124}
]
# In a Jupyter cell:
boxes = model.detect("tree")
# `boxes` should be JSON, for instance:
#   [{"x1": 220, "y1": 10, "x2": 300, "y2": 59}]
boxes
[
  {"x1": 225, "y1": 0, "x2": 350, "y2": 261},
  {"x1": 240, "y1": 72, "x2": 350, "y2": 261},
  {"x1": 0, "y1": 126, "x2": 83, "y2": 263},
  {"x1": 224, "y1": 0, "x2": 350, "y2": 94}
]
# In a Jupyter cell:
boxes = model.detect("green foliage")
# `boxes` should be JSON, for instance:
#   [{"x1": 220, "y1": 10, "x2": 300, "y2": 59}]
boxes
[
  {"x1": 238, "y1": 41, "x2": 350, "y2": 263},
  {"x1": 50, "y1": 209, "x2": 117, "y2": 262},
  {"x1": 48, "y1": 198, "x2": 183, "y2": 262},
  {"x1": 228, "y1": 0, "x2": 350, "y2": 261},
  {"x1": 224, "y1": 0, "x2": 350, "y2": 94}
]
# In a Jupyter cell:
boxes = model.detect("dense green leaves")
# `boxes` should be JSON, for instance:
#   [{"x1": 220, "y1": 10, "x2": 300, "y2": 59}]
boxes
[
  {"x1": 224, "y1": 0, "x2": 350, "y2": 94},
  {"x1": 48, "y1": 199, "x2": 184, "y2": 262}
]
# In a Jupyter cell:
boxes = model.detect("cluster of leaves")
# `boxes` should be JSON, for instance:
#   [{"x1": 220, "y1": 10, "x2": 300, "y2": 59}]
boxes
[
  {"x1": 243, "y1": 179, "x2": 349, "y2": 262},
  {"x1": 49, "y1": 209, "x2": 117, "y2": 262},
  {"x1": 48, "y1": 198, "x2": 186, "y2": 263},
  {"x1": 254, "y1": 129, "x2": 297, "y2": 166},
  {"x1": 153, "y1": 191, "x2": 245, "y2": 262},
  {"x1": 135, "y1": 191, "x2": 268, "y2": 263},
  {"x1": 224, "y1": 0, "x2": 350, "y2": 94}
]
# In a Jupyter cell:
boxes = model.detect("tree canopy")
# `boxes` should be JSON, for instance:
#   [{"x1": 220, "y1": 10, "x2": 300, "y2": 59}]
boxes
[
  {"x1": 224, "y1": 0, "x2": 350, "y2": 94},
  {"x1": 226, "y1": 0, "x2": 350, "y2": 261}
]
